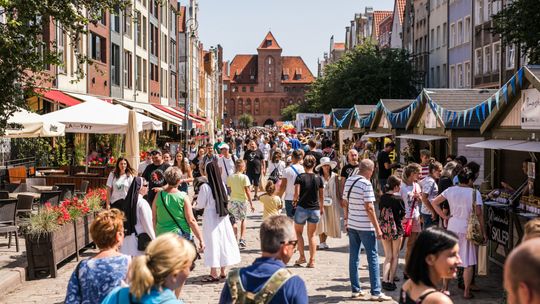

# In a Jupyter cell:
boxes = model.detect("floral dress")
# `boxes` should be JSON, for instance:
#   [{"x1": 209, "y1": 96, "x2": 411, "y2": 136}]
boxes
[
  {"x1": 379, "y1": 193, "x2": 406, "y2": 241},
  {"x1": 65, "y1": 255, "x2": 129, "y2": 304}
]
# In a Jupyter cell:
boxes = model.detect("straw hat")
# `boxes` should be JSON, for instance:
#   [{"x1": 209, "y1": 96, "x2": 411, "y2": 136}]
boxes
[{"x1": 316, "y1": 157, "x2": 337, "y2": 172}]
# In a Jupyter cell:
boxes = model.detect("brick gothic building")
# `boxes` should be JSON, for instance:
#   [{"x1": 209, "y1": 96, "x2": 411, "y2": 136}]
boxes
[{"x1": 223, "y1": 32, "x2": 315, "y2": 127}]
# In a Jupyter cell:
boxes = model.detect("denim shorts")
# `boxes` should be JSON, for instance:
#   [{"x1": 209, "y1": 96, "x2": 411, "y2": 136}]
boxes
[{"x1": 294, "y1": 206, "x2": 321, "y2": 225}]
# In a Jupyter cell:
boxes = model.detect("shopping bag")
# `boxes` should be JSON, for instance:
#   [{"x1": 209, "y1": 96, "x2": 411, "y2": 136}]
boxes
[{"x1": 477, "y1": 245, "x2": 488, "y2": 276}]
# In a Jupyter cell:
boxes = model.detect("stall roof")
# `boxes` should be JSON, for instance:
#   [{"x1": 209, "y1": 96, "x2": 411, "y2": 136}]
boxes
[
  {"x1": 354, "y1": 105, "x2": 376, "y2": 116},
  {"x1": 503, "y1": 141, "x2": 540, "y2": 153},
  {"x1": 361, "y1": 132, "x2": 392, "y2": 140},
  {"x1": 423, "y1": 89, "x2": 497, "y2": 110},
  {"x1": 396, "y1": 134, "x2": 447, "y2": 141},
  {"x1": 466, "y1": 139, "x2": 526, "y2": 150},
  {"x1": 380, "y1": 99, "x2": 413, "y2": 112},
  {"x1": 330, "y1": 108, "x2": 354, "y2": 128}
]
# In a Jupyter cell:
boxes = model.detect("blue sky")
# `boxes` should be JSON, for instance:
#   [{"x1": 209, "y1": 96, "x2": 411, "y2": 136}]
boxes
[{"x1": 198, "y1": 0, "x2": 394, "y2": 75}]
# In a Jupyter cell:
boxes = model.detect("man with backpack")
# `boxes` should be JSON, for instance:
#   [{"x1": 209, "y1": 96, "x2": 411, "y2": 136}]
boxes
[{"x1": 219, "y1": 215, "x2": 308, "y2": 304}]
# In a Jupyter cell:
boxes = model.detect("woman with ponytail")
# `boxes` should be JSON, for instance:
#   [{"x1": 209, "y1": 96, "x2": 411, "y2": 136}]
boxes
[{"x1": 102, "y1": 233, "x2": 196, "y2": 303}]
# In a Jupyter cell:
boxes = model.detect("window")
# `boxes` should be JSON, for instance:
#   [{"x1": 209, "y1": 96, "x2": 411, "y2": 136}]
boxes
[
  {"x1": 170, "y1": 72, "x2": 176, "y2": 99},
  {"x1": 242, "y1": 87, "x2": 246, "y2": 92},
  {"x1": 136, "y1": 56, "x2": 141, "y2": 91},
  {"x1": 457, "y1": 20, "x2": 463, "y2": 45},
  {"x1": 436, "y1": 26, "x2": 441, "y2": 48},
  {"x1": 90, "y1": 33, "x2": 106, "y2": 63},
  {"x1": 465, "y1": 62, "x2": 471, "y2": 87},
  {"x1": 161, "y1": 3, "x2": 166, "y2": 26},
  {"x1": 124, "y1": 50, "x2": 132, "y2": 89},
  {"x1": 170, "y1": 39, "x2": 176, "y2": 66},
  {"x1": 162, "y1": 33, "x2": 167, "y2": 61},
  {"x1": 430, "y1": 29, "x2": 434, "y2": 50},
  {"x1": 169, "y1": 7, "x2": 176, "y2": 32},
  {"x1": 475, "y1": 48, "x2": 483, "y2": 75},
  {"x1": 71, "y1": 37, "x2": 83, "y2": 76},
  {"x1": 57, "y1": 23, "x2": 66, "y2": 74},
  {"x1": 506, "y1": 45, "x2": 515, "y2": 69},
  {"x1": 484, "y1": 46, "x2": 492, "y2": 74},
  {"x1": 111, "y1": 9, "x2": 120, "y2": 33},
  {"x1": 123, "y1": 7, "x2": 132, "y2": 38},
  {"x1": 111, "y1": 43, "x2": 120, "y2": 86},
  {"x1": 442, "y1": 64, "x2": 447, "y2": 87},
  {"x1": 150, "y1": 24, "x2": 158, "y2": 56},
  {"x1": 476, "y1": 0, "x2": 484, "y2": 25},
  {"x1": 493, "y1": 42, "x2": 501, "y2": 72},
  {"x1": 430, "y1": 67, "x2": 435, "y2": 86},
  {"x1": 250, "y1": 87, "x2": 254, "y2": 92},
  {"x1": 268, "y1": 81, "x2": 272, "y2": 88},
  {"x1": 98, "y1": 9, "x2": 106, "y2": 26},
  {"x1": 436, "y1": 66, "x2": 441, "y2": 87},
  {"x1": 160, "y1": 68, "x2": 166, "y2": 97},
  {"x1": 142, "y1": 59, "x2": 147, "y2": 92},
  {"x1": 457, "y1": 64, "x2": 463, "y2": 88},
  {"x1": 142, "y1": 16, "x2": 147, "y2": 50},
  {"x1": 151, "y1": 0, "x2": 159, "y2": 18},
  {"x1": 449, "y1": 65, "x2": 455, "y2": 88},
  {"x1": 150, "y1": 63, "x2": 158, "y2": 81},
  {"x1": 136, "y1": 11, "x2": 142, "y2": 47},
  {"x1": 442, "y1": 23, "x2": 447, "y2": 46},
  {"x1": 450, "y1": 23, "x2": 455, "y2": 47},
  {"x1": 464, "y1": 16, "x2": 471, "y2": 43}
]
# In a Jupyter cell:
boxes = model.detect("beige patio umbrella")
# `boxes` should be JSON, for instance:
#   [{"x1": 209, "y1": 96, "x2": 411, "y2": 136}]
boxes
[{"x1": 125, "y1": 110, "x2": 140, "y2": 172}]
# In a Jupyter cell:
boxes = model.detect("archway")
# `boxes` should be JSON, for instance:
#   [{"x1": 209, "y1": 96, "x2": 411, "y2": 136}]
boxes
[{"x1": 263, "y1": 118, "x2": 275, "y2": 127}]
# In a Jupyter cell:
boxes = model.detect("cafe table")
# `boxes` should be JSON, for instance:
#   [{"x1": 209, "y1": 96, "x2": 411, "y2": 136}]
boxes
[
  {"x1": 8, "y1": 192, "x2": 41, "y2": 200},
  {"x1": 39, "y1": 169, "x2": 65, "y2": 175},
  {"x1": 30, "y1": 185, "x2": 55, "y2": 192}
]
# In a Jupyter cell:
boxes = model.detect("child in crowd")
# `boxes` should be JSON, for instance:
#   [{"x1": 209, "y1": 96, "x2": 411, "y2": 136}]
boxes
[
  {"x1": 226, "y1": 159, "x2": 254, "y2": 248},
  {"x1": 259, "y1": 181, "x2": 283, "y2": 219}
]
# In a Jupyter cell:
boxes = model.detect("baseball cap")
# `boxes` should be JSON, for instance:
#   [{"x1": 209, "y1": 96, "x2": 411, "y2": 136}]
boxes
[{"x1": 220, "y1": 143, "x2": 230, "y2": 150}]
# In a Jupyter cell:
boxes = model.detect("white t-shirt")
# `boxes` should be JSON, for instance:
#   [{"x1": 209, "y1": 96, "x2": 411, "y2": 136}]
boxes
[
  {"x1": 282, "y1": 163, "x2": 304, "y2": 201},
  {"x1": 259, "y1": 143, "x2": 271, "y2": 161},
  {"x1": 106, "y1": 172, "x2": 134, "y2": 204},
  {"x1": 341, "y1": 175, "x2": 375, "y2": 231},
  {"x1": 266, "y1": 160, "x2": 286, "y2": 178},
  {"x1": 399, "y1": 182, "x2": 422, "y2": 219},
  {"x1": 420, "y1": 176, "x2": 438, "y2": 215},
  {"x1": 218, "y1": 154, "x2": 236, "y2": 184},
  {"x1": 442, "y1": 186, "x2": 483, "y2": 234}
]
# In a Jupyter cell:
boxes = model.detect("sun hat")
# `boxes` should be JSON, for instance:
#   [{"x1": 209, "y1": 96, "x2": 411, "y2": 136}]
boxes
[
  {"x1": 315, "y1": 157, "x2": 337, "y2": 172},
  {"x1": 219, "y1": 143, "x2": 230, "y2": 150}
]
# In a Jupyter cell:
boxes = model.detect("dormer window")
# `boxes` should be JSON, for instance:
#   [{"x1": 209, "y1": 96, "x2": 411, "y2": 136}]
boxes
[{"x1": 265, "y1": 40, "x2": 272, "y2": 47}]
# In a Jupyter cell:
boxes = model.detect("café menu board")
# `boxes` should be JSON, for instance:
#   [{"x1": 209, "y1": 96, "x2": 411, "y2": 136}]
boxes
[
  {"x1": 486, "y1": 204, "x2": 510, "y2": 248},
  {"x1": 521, "y1": 89, "x2": 540, "y2": 129}
]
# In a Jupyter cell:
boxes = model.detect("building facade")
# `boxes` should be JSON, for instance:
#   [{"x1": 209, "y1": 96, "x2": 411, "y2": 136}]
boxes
[
  {"x1": 428, "y1": 0, "x2": 448, "y2": 88},
  {"x1": 378, "y1": 14, "x2": 393, "y2": 48},
  {"x1": 224, "y1": 32, "x2": 314, "y2": 127},
  {"x1": 390, "y1": 0, "x2": 406, "y2": 49},
  {"x1": 448, "y1": 0, "x2": 473, "y2": 89}
]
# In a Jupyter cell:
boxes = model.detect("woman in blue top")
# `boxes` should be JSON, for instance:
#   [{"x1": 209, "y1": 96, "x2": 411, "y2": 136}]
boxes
[
  {"x1": 65, "y1": 209, "x2": 129, "y2": 304},
  {"x1": 102, "y1": 233, "x2": 197, "y2": 304}
]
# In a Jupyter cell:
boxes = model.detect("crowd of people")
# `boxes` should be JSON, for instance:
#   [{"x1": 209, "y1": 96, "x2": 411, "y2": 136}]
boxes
[{"x1": 63, "y1": 128, "x2": 540, "y2": 304}]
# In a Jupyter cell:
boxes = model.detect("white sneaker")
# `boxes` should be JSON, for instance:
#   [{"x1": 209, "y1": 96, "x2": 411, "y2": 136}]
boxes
[
  {"x1": 351, "y1": 291, "x2": 367, "y2": 299},
  {"x1": 369, "y1": 293, "x2": 393, "y2": 302},
  {"x1": 318, "y1": 242, "x2": 329, "y2": 250}
]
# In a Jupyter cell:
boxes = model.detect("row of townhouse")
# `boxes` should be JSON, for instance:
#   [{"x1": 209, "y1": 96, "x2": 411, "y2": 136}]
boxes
[
  {"x1": 318, "y1": 0, "x2": 525, "y2": 91},
  {"x1": 9, "y1": 0, "x2": 224, "y2": 133}
]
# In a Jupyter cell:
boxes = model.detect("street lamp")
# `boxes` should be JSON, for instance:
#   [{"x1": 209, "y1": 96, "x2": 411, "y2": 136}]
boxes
[{"x1": 184, "y1": 17, "x2": 198, "y2": 153}]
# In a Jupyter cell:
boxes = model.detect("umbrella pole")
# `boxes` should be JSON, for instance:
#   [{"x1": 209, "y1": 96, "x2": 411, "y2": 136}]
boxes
[{"x1": 85, "y1": 133, "x2": 89, "y2": 173}]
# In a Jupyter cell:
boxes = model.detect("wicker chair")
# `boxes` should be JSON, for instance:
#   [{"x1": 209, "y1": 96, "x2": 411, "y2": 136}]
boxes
[{"x1": 0, "y1": 198, "x2": 19, "y2": 252}]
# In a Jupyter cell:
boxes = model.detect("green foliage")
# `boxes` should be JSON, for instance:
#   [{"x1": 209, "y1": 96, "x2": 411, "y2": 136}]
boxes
[
  {"x1": 238, "y1": 113, "x2": 254, "y2": 128},
  {"x1": 10, "y1": 137, "x2": 51, "y2": 165},
  {"x1": 306, "y1": 42, "x2": 419, "y2": 113},
  {"x1": 0, "y1": 0, "x2": 130, "y2": 135},
  {"x1": 281, "y1": 104, "x2": 300, "y2": 121},
  {"x1": 492, "y1": 0, "x2": 540, "y2": 64},
  {"x1": 49, "y1": 136, "x2": 70, "y2": 166}
]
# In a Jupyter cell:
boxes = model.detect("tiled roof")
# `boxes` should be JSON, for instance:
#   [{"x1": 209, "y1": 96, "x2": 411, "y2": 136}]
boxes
[
  {"x1": 333, "y1": 42, "x2": 345, "y2": 50},
  {"x1": 424, "y1": 89, "x2": 498, "y2": 111},
  {"x1": 258, "y1": 31, "x2": 282, "y2": 50},
  {"x1": 380, "y1": 99, "x2": 414, "y2": 112},
  {"x1": 229, "y1": 55, "x2": 258, "y2": 84},
  {"x1": 222, "y1": 61, "x2": 230, "y2": 81},
  {"x1": 281, "y1": 56, "x2": 315, "y2": 83},
  {"x1": 394, "y1": 0, "x2": 406, "y2": 25},
  {"x1": 372, "y1": 10, "x2": 393, "y2": 39}
]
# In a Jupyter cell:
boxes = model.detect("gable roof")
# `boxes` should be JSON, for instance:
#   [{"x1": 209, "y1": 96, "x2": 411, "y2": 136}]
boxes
[
  {"x1": 281, "y1": 56, "x2": 315, "y2": 83},
  {"x1": 331, "y1": 108, "x2": 354, "y2": 129},
  {"x1": 229, "y1": 55, "x2": 258, "y2": 84},
  {"x1": 372, "y1": 11, "x2": 393, "y2": 39},
  {"x1": 380, "y1": 99, "x2": 414, "y2": 112},
  {"x1": 258, "y1": 31, "x2": 282, "y2": 50},
  {"x1": 394, "y1": 0, "x2": 406, "y2": 25}
]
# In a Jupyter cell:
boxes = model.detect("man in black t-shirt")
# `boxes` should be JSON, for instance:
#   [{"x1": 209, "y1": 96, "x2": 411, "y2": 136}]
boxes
[
  {"x1": 340, "y1": 149, "x2": 360, "y2": 207},
  {"x1": 377, "y1": 142, "x2": 398, "y2": 191},
  {"x1": 305, "y1": 139, "x2": 323, "y2": 166},
  {"x1": 243, "y1": 140, "x2": 265, "y2": 200},
  {"x1": 142, "y1": 150, "x2": 171, "y2": 205}
]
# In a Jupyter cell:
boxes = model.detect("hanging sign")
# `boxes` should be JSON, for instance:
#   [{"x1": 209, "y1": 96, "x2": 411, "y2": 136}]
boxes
[{"x1": 521, "y1": 89, "x2": 540, "y2": 129}]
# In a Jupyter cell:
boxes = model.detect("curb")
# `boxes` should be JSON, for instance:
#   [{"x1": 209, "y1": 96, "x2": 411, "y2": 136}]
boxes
[{"x1": 0, "y1": 267, "x2": 26, "y2": 300}]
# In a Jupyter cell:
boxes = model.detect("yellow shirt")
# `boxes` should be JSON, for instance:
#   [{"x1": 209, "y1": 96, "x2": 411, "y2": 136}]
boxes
[
  {"x1": 259, "y1": 194, "x2": 283, "y2": 219},
  {"x1": 227, "y1": 173, "x2": 251, "y2": 202}
]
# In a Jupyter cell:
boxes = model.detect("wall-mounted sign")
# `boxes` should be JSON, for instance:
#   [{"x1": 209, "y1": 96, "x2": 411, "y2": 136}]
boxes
[{"x1": 521, "y1": 89, "x2": 540, "y2": 129}]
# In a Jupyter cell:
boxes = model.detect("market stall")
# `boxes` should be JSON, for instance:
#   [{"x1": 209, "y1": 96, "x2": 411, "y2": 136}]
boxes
[{"x1": 467, "y1": 66, "x2": 540, "y2": 265}]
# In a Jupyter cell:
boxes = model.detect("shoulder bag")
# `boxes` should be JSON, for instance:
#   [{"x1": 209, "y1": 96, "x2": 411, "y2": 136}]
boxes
[
  {"x1": 160, "y1": 192, "x2": 201, "y2": 266},
  {"x1": 466, "y1": 186, "x2": 484, "y2": 246},
  {"x1": 402, "y1": 184, "x2": 419, "y2": 237}
]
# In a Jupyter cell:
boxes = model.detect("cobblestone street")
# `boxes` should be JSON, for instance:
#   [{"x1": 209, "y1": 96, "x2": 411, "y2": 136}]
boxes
[{"x1": 1, "y1": 200, "x2": 506, "y2": 304}]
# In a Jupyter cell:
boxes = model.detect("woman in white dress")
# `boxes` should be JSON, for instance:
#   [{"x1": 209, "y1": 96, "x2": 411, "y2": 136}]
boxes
[
  {"x1": 106, "y1": 157, "x2": 135, "y2": 209},
  {"x1": 315, "y1": 157, "x2": 341, "y2": 249},
  {"x1": 119, "y1": 177, "x2": 156, "y2": 256},
  {"x1": 194, "y1": 161, "x2": 240, "y2": 282}
]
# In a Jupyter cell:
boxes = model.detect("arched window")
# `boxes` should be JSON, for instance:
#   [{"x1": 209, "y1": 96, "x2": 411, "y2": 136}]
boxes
[
  {"x1": 238, "y1": 98, "x2": 243, "y2": 115},
  {"x1": 254, "y1": 98, "x2": 260, "y2": 115},
  {"x1": 246, "y1": 98, "x2": 252, "y2": 114},
  {"x1": 230, "y1": 98, "x2": 235, "y2": 116}
]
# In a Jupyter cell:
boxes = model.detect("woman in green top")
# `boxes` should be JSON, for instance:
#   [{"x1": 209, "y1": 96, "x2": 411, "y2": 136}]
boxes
[{"x1": 152, "y1": 167, "x2": 205, "y2": 254}]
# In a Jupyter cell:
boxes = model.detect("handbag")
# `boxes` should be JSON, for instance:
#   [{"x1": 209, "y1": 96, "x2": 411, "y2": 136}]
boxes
[
  {"x1": 403, "y1": 185, "x2": 419, "y2": 237},
  {"x1": 160, "y1": 192, "x2": 201, "y2": 267},
  {"x1": 466, "y1": 186, "x2": 484, "y2": 246}
]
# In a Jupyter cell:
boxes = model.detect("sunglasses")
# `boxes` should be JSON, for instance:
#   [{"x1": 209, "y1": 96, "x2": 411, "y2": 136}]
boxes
[{"x1": 281, "y1": 240, "x2": 298, "y2": 247}]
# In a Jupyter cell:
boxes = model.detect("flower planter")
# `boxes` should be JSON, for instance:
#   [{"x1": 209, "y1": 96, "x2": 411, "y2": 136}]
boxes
[{"x1": 26, "y1": 213, "x2": 95, "y2": 280}]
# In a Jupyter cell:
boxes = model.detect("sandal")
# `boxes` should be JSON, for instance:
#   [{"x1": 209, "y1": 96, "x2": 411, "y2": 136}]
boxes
[
  {"x1": 201, "y1": 276, "x2": 220, "y2": 283},
  {"x1": 463, "y1": 293, "x2": 475, "y2": 299},
  {"x1": 294, "y1": 258, "x2": 306, "y2": 266},
  {"x1": 307, "y1": 261, "x2": 315, "y2": 268}
]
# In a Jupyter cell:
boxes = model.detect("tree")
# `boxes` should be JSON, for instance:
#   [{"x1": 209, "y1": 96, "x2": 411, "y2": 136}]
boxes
[
  {"x1": 0, "y1": 0, "x2": 129, "y2": 135},
  {"x1": 492, "y1": 0, "x2": 540, "y2": 64},
  {"x1": 306, "y1": 42, "x2": 419, "y2": 113},
  {"x1": 281, "y1": 103, "x2": 300, "y2": 121},
  {"x1": 238, "y1": 113, "x2": 254, "y2": 128}
]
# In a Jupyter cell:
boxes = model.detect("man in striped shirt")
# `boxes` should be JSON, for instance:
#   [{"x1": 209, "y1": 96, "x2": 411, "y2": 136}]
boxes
[{"x1": 342, "y1": 159, "x2": 391, "y2": 302}]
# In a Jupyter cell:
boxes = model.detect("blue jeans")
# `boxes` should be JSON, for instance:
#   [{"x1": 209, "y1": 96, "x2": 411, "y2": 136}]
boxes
[
  {"x1": 348, "y1": 229, "x2": 381, "y2": 295},
  {"x1": 421, "y1": 213, "x2": 436, "y2": 229},
  {"x1": 284, "y1": 200, "x2": 296, "y2": 218}
]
